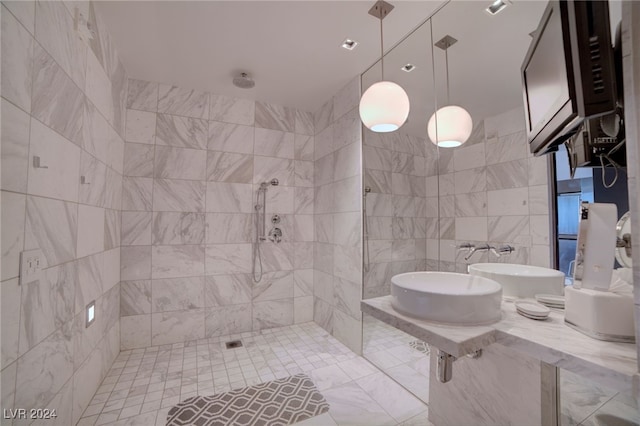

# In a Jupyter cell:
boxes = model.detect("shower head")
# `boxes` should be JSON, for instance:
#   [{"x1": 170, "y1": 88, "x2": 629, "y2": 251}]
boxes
[{"x1": 233, "y1": 72, "x2": 255, "y2": 89}]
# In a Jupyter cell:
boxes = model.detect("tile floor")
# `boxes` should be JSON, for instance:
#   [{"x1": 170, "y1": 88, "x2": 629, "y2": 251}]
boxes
[
  {"x1": 362, "y1": 315, "x2": 431, "y2": 403},
  {"x1": 77, "y1": 322, "x2": 432, "y2": 426}
]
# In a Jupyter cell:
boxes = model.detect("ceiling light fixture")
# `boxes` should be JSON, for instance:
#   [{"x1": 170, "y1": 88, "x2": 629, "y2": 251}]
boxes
[
  {"x1": 359, "y1": 0, "x2": 410, "y2": 133},
  {"x1": 341, "y1": 39, "x2": 359, "y2": 50},
  {"x1": 428, "y1": 35, "x2": 473, "y2": 148},
  {"x1": 401, "y1": 64, "x2": 416, "y2": 72},
  {"x1": 485, "y1": 0, "x2": 510, "y2": 16}
]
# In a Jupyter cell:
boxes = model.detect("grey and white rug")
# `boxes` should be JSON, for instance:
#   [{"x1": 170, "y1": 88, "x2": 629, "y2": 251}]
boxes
[{"x1": 166, "y1": 374, "x2": 330, "y2": 426}]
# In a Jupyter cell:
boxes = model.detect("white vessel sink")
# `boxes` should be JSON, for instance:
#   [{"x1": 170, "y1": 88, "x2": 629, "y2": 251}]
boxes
[
  {"x1": 390, "y1": 272, "x2": 502, "y2": 325},
  {"x1": 468, "y1": 263, "x2": 565, "y2": 298}
]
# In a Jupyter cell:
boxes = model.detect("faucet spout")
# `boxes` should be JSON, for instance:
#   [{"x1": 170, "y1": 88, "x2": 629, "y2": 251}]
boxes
[{"x1": 464, "y1": 244, "x2": 490, "y2": 261}]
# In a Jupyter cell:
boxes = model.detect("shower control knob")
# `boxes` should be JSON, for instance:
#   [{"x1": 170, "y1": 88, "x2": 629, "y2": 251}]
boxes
[
  {"x1": 268, "y1": 227, "x2": 282, "y2": 243},
  {"x1": 271, "y1": 214, "x2": 281, "y2": 224}
]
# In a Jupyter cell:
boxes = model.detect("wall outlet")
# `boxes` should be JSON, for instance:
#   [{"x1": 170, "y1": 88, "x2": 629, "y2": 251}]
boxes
[{"x1": 19, "y1": 249, "x2": 44, "y2": 286}]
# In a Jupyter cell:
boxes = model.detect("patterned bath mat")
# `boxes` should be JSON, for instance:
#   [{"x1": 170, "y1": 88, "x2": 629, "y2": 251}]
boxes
[
  {"x1": 166, "y1": 374, "x2": 330, "y2": 426},
  {"x1": 409, "y1": 339, "x2": 430, "y2": 355}
]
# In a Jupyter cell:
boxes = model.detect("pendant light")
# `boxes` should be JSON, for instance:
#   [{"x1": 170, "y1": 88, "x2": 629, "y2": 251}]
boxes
[
  {"x1": 428, "y1": 35, "x2": 472, "y2": 148},
  {"x1": 359, "y1": 1, "x2": 410, "y2": 133}
]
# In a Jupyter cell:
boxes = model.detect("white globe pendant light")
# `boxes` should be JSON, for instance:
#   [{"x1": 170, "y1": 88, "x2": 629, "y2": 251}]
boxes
[
  {"x1": 360, "y1": 81, "x2": 410, "y2": 132},
  {"x1": 359, "y1": 1, "x2": 410, "y2": 133},
  {"x1": 428, "y1": 35, "x2": 472, "y2": 147},
  {"x1": 428, "y1": 105, "x2": 473, "y2": 148}
]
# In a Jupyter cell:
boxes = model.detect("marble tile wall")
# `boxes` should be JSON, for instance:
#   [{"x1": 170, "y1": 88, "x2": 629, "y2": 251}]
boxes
[
  {"x1": 120, "y1": 80, "x2": 316, "y2": 349},
  {"x1": 1, "y1": 1, "x2": 125, "y2": 424},
  {"x1": 362, "y1": 129, "x2": 436, "y2": 299},
  {"x1": 312, "y1": 77, "x2": 364, "y2": 354},
  {"x1": 436, "y1": 107, "x2": 552, "y2": 272}
]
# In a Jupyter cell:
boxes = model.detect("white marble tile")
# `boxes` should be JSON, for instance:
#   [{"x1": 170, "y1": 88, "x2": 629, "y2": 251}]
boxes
[
  {"x1": 204, "y1": 304, "x2": 252, "y2": 337},
  {"x1": 356, "y1": 372, "x2": 426, "y2": 423},
  {"x1": 151, "y1": 309, "x2": 205, "y2": 346},
  {"x1": 153, "y1": 179, "x2": 205, "y2": 213},
  {"x1": 486, "y1": 159, "x2": 529, "y2": 191},
  {"x1": 121, "y1": 212, "x2": 152, "y2": 246},
  {"x1": 295, "y1": 110, "x2": 314, "y2": 136},
  {"x1": 125, "y1": 109, "x2": 156, "y2": 144},
  {"x1": 205, "y1": 213, "x2": 252, "y2": 244},
  {"x1": 323, "y1": 382, "x2": 396, "y2": 426},
  {"x1": 455, "y1": 217, "x2": 488, "y2": 242},
  {"x1": 3, "y1": 1, "x2": 35, "y2": 35},
  {"x1": 14, "y1": 326, "x2": 74, "y2": 412},
  {"x1": 205, "y1": 244, "x2": 252, "y2": 275},
  {"x1": 293, "y1": 242, "x2": 314, "y2": 269},
  {"x1": 204, "y1": 274, "x2": 252, "y2": 306},
  {"x1": 206, "y1": 182, "x2": 253, "y2": 213},
  {"x1": 75, "y1": 252, "x2": 103, "y2": 316},
  {"x1": 333, "y1": 109, "x2": 361, "y2": 152},
  {"x1": 120, "y1": 246, "x2": 151, "y2": 281},
  {"x1": 453, "y1": 142, "x2": 486, "y2": 172},
  {"x1": 206, "y1": 151, "x2": 253, "y2": 184},
  {"x1": 252, "y1": 270, "x2": 294, "y2": 302},
  {"x1": 127, "y1": 79, "x2": 158, "y2": 112},
  {"x1": 1, "y1": 192, "x2": 25, "y2": 281},
  {"x1": 1, "y1": 5, "x2": 33, "y2": 112},
  {"x1": 487, "y1": 187, "x2": 530, "y2": 216},
  {"x1": 294, "y1": 134, "x2": 314, "y2": 161},
  {"x1": 334, "y1": 277, "x2": 361, "y2": 319},
  {"x1": 208, "y1": 121, "x2": 254, "y2": 154},
  {"x1": 260, "y1": 241, "x2": 293, "y2": 272},
  {"x1": 122, "y1": 177, "x2": 153, "y2": 211},
  {"x1": 25, "y1": 196, "x2": 77, "y2": 268},
  {"x1": 152, "y1": 212, "x2": 205, "y2": 245},
  {"x1": 151, "y1": 245, "x2": 204, "y2": 279},
  {"x1": 77, "y1": 204, "x2": 105, "y2": 257},
  {"x1": 151, "y1": 276, "x2": 204, "y2": 312},
  {"x1": 334, "y1": 142, "x2": 361, "y2": 181},
  {"x1": 120, "y1": 280, "x2": 151, "y2": 316},
  {"x1": 1, "y1": 99, "x2": 30, "y2": 193},
  {"x1": 454, "y1": 167, "x2": 486, "y2": 194},
  {"x1": 79, "y1": 151, "x2": 107, "y2": 207},
  {"x1": 1, "y1": 278, "x2": 21, "y2": 368},
  {"x1": 121, "y1": 314, "x2": 151, "y2": 350},
  {"x1": 85, "y1": 51, "x2": 115, "y2": 127},
  {"x1": 157, "y1": 84, "x2": 209, "y2": 119},
  {"x1": 253, "y1": 156, "x2": 295, "y2": 186},
  {"x1": 34, "y1": 0, "x2": 86, "y2": 88},
  {"x1": 254, "y1": 128, "x2": 294, "y2": 159},
  {"x1": 253, "y1": 299, "x2": 294, "y2": 331},
  {"x1": 154, "y1": 146, "x2": 206, "y2": 181},
  {"x1": 27, "y1": 118, "x2": 80, "y2": 202},
  {"x1": 294, "y1": 296, "x2": 313, "y2": 324},
  {"x1": 294, "y1": 215, "x2": 314, "y2": 242},
  {"x1": 209, "y1": 94, "x2": 254, "y2": 125},
  {"x1": 529, "y1": 184, "x2": 550, "y2": 215},
  {"x1": 156, "y1": 113, "x2": 207, "y2": 149},
  {"x1": 485, "y1": 131, "x2": 528, "y2": 165},
  {"x1": 530, "y1": 214, "x2": 550, "y2": 245},
  {"x1": 123, "y1": 142, "x2": 154, "y2": 178},
  {"x1": 488, "y1": 216, "x2": 530, "y2": 244},
  {"x1": 255, "y1": 102, "x2": 294, "y2": 132},
  {"x1": 314, "y1": 98, "x2": 333, "y2": 135},
  {"x1": 83, "y1": 100, "x2": 116, "y2": 165}
]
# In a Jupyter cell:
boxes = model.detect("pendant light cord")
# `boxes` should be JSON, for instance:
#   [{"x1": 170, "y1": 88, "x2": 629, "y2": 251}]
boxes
[
  {"x1": 445, "y1": 48, "x2": 450, "y2": 104},
  {"x1": 380, "y1": 14, "x2": 384, "y2": 80}
]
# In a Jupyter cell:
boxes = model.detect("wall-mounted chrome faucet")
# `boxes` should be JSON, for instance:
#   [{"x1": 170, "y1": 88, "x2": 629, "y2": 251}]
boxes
[{"x1": 457, "y1": 243, "x2": 515, "y2": 261}]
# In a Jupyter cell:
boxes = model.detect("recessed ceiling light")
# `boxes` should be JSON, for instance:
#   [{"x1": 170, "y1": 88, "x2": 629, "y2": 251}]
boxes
[
  {"x1": 341, "y1": 39, "x2": 358, "y2": 50},
  {"x1": 401, "y1": 64, "x2": 416, "y2": 72},
  {"x1": 485, "y1": 0, "x2": 510, "y2": 15}
]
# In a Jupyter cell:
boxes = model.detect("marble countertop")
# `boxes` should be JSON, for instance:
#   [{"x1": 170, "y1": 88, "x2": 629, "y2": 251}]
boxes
[{"x1": 361, "y1": 296, "x2": 640, "y2": 393}]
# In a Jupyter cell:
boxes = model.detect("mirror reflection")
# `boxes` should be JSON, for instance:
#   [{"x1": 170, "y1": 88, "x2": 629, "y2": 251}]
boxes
[{"x1": 361, "y1": 0, "x2": 636, "y2": 423}]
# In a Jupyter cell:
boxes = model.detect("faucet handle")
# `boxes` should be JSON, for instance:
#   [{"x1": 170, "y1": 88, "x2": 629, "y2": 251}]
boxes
[
  {"x1": 456, "y1": 243, "x2": 475, "y2": 251},
  {"x1": 490, "y1": 245, "x2": 515, "y2": 257}
]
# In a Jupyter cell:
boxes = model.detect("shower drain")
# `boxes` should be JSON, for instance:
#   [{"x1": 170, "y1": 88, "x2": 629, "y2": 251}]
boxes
[
  {"x1": 409, "y1": 339, "x2": 430, "y2": 355},
  {"x1": 225, "y1": 340, "x2": 243, "y2": 349}
]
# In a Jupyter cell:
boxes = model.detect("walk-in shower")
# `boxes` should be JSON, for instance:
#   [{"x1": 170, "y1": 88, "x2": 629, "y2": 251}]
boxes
[{"x1": 253, "y1": 178, "x2": 280, "y2": 282}]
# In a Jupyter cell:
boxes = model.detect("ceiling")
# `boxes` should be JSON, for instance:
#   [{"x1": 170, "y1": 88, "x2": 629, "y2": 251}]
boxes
[{"x1": 95, "y1": 0, "x2": 447, "y2": 113}]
